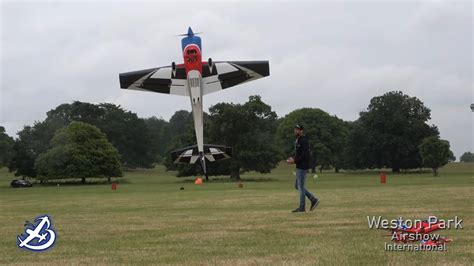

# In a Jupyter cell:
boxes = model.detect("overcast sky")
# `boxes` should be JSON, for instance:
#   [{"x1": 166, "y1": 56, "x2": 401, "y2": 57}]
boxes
[{"x1": 1, "y1": 1, "x2": 472, "y2": 158}]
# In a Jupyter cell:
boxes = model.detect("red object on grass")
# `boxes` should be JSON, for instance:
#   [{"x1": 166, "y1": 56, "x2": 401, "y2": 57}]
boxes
[
  {"x1": 380, "y1": 172, "x2": 387, "y2": 183},
  {"x1": 111, "y1": 183, "x2": 117, "y2": 190}
]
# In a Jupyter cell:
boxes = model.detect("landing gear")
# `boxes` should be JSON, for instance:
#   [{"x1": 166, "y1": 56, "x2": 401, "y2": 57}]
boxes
[
  {"x1": 208, "y1": 58, "x2": 213, "y2": 73},
  {"x1": 171, "y1": 61, "x2": 176, "y2": 77}
]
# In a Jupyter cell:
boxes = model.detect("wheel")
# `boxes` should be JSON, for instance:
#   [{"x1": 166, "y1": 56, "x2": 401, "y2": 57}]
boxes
[
  {"x1": 171, "y1": 62, "x2": 176, "y2": 78},
  {"x1": 208, "y1": 58, "x2": 213, "y2": 73}
]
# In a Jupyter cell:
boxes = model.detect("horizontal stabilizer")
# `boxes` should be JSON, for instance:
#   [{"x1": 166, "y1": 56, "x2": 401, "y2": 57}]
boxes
[{"x1": 171, "y1": 144, "x2": 232, "y2": 164}]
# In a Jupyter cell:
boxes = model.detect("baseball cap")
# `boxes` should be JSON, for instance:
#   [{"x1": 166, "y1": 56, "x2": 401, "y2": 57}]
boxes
[{"x1": 294, "y1": 124, "x2": 304, "y2": 130}]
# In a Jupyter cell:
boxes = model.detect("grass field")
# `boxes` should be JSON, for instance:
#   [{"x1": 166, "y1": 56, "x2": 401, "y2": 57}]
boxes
[{"x1": 0, "y1": 163, "x2": 473, "y2": 265}]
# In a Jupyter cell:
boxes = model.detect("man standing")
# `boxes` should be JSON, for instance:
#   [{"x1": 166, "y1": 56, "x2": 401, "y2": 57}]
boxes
[{"x1": 286, "y1": 124, "x2": 320, "y2": 213}]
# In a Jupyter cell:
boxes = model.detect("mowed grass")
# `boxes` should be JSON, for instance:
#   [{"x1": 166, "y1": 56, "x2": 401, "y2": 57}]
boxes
[{"x1": 0, "y1": 163, "x2": 473, "y2": 265}]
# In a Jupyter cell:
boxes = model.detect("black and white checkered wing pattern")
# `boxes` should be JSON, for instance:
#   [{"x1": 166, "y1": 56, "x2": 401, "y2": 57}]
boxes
[
  {"x1": 171, "y1": 145, "x2": 232, "y2": 164},
  {"x1": 202, "y1": 61, "x2": 269, "y2": 95},
  {"x1": 119, "y1": 65, "x2": 188, "y2": 96}
]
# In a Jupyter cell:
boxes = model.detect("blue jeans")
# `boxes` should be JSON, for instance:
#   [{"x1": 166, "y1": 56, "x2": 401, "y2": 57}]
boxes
[{"x1": 295, "y1": 168, "x2": 316, "y2": 210}]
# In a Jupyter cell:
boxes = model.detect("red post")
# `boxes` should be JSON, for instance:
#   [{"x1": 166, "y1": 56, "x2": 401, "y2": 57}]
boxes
[
  {"x1": 111, "y1": 183, "x2": 117, "y2": 190},
  {"x1": 380, "y1": 172, "x2": 386, "y2": 184}
]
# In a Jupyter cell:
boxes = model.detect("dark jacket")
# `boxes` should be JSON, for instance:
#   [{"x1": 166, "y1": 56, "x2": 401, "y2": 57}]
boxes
[{"x1": 293, "y1": 135, "x2": 310, "y2": 170}]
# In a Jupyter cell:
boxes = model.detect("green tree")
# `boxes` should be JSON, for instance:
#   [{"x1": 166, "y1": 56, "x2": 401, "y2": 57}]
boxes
[
  {"x1": 144, "y1": 116, "x2": 171, "y2": 163},
  {"x1": 99, "y1": 103, "x2": 153, "y2": 168},
  {"x1": 419, "y1": 136, "x2": 452, "y2": 176},
  {"x1": 207, "y1": 95, "x2": 281, "y2": 180},
  {"x1": 0, "y1": 126, "x2": 14, "y2": 168},
  {"x1": 8, "y1": 123, "x2": 51, "y2": 178},
  {"x1": 343, "y1": 121, "x2": 372, "y2": 170},
  {"x1": 449, "y1": 152, "x2": 456, "y2": 162},
  {"x1": 42, "y1": 101, "x2": 154, "y2": 168},
  {"x1": 168, "y1": 110, "x2": 194, "y2": 133},
  {"x1": 9, "y1": 101, "x2": 153, "y2": 177},
  {"x1": 166, "y1": 96, "x2": 281, "y2": 180},
  {"x1": 460, "y1": 152, "x2": 474, "y2": 162},
  {"x1": 277, "y1": 108, "x2": 349, "y2": 173},
  {"x1": 36, "y1": 121, "x2": 122, "y2": 183},
  {"x1": 345, "y1": 91, "x2": 439, "y2": 172}
]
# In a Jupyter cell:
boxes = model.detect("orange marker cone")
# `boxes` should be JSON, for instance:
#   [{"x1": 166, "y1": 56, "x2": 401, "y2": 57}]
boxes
[{"x1": 194, "y1": 177, "x2": 203, "y2": 185}]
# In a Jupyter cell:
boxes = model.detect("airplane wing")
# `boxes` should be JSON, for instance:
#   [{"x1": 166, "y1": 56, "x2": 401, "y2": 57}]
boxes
[
  {"x1": 171, "y1": 144, "x2": 232, "y2": 164},
  {"x1": 201, "y1": 61, "x2": 269, "y2": 95},
  {"x1": 119, "y1": 65, "x2": 189, "y2": 96}
]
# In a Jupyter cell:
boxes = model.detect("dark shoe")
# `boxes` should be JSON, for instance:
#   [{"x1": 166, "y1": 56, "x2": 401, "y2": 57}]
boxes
[
  {"x1": 310, "y1": 198, "x2": 320, "y2": 211},
  {"x1": 292, "y1": 208, "x2": 305, "y2": 213}
]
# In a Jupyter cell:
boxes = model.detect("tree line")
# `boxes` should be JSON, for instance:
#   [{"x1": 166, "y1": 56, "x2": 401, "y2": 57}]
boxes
[{"x1": 0, "y1": 91, "x2": 468, "y2": 182}]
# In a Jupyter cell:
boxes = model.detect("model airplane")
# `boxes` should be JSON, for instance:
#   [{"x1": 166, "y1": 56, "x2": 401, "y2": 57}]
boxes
[
  {"x1": 386, "y1": 218, "x2": 452, "y2": 246},
  {"x1": 119, "y1": 27, "x2": 270, "y2": 179}
]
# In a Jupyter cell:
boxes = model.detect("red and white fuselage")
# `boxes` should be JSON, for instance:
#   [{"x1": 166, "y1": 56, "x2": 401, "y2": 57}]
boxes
[{"x1": 182, "y1": 43, "x2": 205, "y2": 154}]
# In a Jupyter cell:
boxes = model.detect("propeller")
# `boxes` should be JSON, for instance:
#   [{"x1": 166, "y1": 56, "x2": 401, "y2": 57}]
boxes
[
  {"x1": 174, "y1": 32, "x2": 203, "y2": 37},
  {"x1": 174, "y1": 27, "x2": 203, "y2": 37}
]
